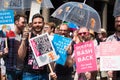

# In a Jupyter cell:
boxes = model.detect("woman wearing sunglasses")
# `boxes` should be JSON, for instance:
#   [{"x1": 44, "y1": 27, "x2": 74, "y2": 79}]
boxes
[{"x1": 73, "y1": 27, "x2": 98, "y2": 80}]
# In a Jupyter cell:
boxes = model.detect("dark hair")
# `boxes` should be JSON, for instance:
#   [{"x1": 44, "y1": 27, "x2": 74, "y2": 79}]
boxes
[
  {"x1": 14, "y1": 14, "x2": 27, "y2": 22},
  {"x1": 32, "y1": 13, "x2": 44, "y2": 22}
]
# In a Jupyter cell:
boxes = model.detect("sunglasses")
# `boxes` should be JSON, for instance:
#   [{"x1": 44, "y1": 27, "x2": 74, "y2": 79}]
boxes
[{"x1": 78, "y1": 32, "x2": 89, "y2": 36}]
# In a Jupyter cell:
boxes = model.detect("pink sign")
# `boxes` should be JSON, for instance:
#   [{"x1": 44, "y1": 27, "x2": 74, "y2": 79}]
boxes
[
  {"x1": 100, "y1": 41, "x2": 120, "y2": 56},
  {"x1": 74, "y1": 41, "x2": 97, "y2": 73},
  {"x1": 100, "y1": 41, "x2": 120, "y2": 71},
  {"x1": 30, "y1": 39, "x2": 41, "y2": 57}
]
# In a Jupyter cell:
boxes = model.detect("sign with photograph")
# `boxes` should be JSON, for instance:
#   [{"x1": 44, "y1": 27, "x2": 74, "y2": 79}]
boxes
[
  {"x1": 74, "y1": 41, "x2": 97, "y2": 73},
  {"x1": 0, "y1": 10, "x2": 15, "y2": 37},
  {"x1": 52, "y1": 34, "x2": 72, "y2": 65},
  {"x1": 100, "y1": 41, "x2": 120, "y2": 71},
  {"x1": 29, "y1": 33, "x2": 58, "y2": 67}
]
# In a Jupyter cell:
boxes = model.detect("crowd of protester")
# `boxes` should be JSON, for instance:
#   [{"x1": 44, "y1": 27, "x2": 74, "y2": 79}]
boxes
[{"x1": 0, "y1": 12, "x2": 120, "y2": 80}]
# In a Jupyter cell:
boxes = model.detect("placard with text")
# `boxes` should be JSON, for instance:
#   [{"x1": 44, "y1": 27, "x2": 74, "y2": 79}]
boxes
[
  {"x1": 52, "y1": 34, "x2": 72, "y2": 65},
  {"x1": 0, "y1": 10, "x2": 15, "y2": 37},
  {"x1": 100, "y1": 41, "x2": 120, "y2": 71},
  {"x1": 74, "y1": 41, "x2": 97, "y2": 73}
]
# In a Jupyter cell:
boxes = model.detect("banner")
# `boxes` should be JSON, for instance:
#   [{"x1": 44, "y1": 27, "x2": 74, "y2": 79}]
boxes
[
  {"x1": 29, "y1": 33, "x2": 58, "y2": 67},
  {"x1": 74, "y1": 41, "x2": 97, "y2": 73},
  {"x1": 0, "y1": 10, "x2": 15, "y2": 37},
  {"x1": 100, "y1": 41, "x2": 120, "y2": 71},
  {"x1": 52, "y1": 34, "x2": 72, "y2": 65}
]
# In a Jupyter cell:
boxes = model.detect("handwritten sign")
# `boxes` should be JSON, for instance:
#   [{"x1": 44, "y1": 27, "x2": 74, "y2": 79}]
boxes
[
  {"x1": 52, "y1": 34, "x2": 72, "y2": 65},
  {"x1": 74, "y1": 41, "x2": 97, "y2": 73},
  {"x1": 29, "y1": 33, "x2": 58, "y2": 67},
  {"x1": 100, "y1": 41, "x2": 120, "y2": 71}
]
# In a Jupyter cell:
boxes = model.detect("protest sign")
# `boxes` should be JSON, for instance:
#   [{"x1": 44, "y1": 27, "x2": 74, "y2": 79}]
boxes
[
  {"x1": 95, "y1": 45, "x2": 100, "y2": 58},
  {"x1": 0, "y1": 10, "x2": 15, "y2": 37},
  {"x1": 29, "y1": 1, "x2": 41, "y2": 23},
  {"x1": 74, "y1": 41, "x2": 97, "y2": 73},
  {"x1": 52, "y1": 34, "x2": 72, "y2": 65},
  {"x1": 100, "y1": 41, "x2": 120, "y2": 71},
  {"x1": 29, "y1": 33, "x2": 58, "y2": 67}
]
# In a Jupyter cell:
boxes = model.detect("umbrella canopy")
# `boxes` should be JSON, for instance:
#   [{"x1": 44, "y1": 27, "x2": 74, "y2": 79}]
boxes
[
  {"x1": 67, "y1": 22, "x2": 78, "y2": 31},
  {"x1": 51, "y1": 2, "x2": 101, "y2": 32},
  {"x1": 113, "y1": 0, "x2": 120, "y2": 17},
  {"x1": 2, "y1": 0, "x2": 54, "y2": 9}
]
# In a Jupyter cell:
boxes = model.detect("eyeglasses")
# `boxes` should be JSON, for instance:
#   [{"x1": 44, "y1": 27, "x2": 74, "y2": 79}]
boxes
[{"x1": 78, "y1": 32, "x2": 89, "y2": 36}]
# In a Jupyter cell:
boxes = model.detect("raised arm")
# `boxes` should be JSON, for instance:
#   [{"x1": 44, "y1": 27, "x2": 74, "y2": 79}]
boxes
[{"x1": 18, "y1": 30, "x2": 29, "y2": 61}]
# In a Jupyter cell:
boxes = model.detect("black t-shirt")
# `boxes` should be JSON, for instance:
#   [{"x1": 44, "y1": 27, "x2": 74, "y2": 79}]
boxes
[
  {"x1": 55, "y1": 41, "x2": 75, "y2": 76},
  {"x1": 55, "y1": 64, "x2": 73, "y2": 75}
]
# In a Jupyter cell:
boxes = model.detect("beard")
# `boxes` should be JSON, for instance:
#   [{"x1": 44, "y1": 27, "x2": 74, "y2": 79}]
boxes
[
  {"x1": 115, "y1": 25, "x2": 120, "y2": 32},
  {"x1": 33, "y1": 26, "x2": 43, "y2": 33}
]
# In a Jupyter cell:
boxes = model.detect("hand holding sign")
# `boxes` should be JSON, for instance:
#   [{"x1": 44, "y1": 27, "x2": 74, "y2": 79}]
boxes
[{"x1": 29, "y1": 33, "x2": 58, "y2": 67}]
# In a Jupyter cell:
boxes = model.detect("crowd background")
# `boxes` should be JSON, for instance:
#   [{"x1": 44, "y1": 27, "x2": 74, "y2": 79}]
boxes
[{"x1": 0, "y1": 0, "x2": 120, "y2": 80}]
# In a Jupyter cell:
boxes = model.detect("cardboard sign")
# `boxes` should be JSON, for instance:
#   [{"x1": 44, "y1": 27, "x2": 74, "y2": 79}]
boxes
[
  {"x1": 0, "y1": 10, "x2": 15, "y2": 37},
  {"x1": 0, "y1": 10, "x2": 14, "y2": 24},
  {"x1": 100, "y1": 41, "x2": 120, "y2": 71},
  {"x1": 29, "y1": 33, "x2": 58, "y2": 67},
  {"x1": 52, "y1": 34, "x2": 72, "y2": 65},
  {"x1": 74, "y1": 41, "x2": 97, "y2": 73},
  {"x1": 29, "y1": 1, "x2": 41, "y2": 23}
]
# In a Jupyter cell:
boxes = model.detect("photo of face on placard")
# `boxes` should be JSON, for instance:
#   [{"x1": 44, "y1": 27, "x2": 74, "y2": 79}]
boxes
[
  {"x1": 29, "y1": 33, "x2": 59, "y2": 67},
  {"x1": 34, "y1": 34, "x2": 53, "y2": 55}
]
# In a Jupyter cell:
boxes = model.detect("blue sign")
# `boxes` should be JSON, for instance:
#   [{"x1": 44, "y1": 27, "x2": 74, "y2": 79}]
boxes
[
  {"x1": 0, "y1": 10, "x2": 14, "y2": 24},
  {"x1": 52, "y1": 34, "x2": 72, "y2": 65}
]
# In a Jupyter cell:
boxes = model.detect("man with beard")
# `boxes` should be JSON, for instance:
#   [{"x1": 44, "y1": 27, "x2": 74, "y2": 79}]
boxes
[
  {"x1": 106, "y1": 16, "x2": 120, "y2": 80},
  {"x1": 55, "y1": 23, "x2": 74, "y2": 80},
  {"x1": 18, "y1": 13, "x2": 56, "y2": 80},
  {"x1": 4, "y1": 14, "x2": 27, "y2": 80}
]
